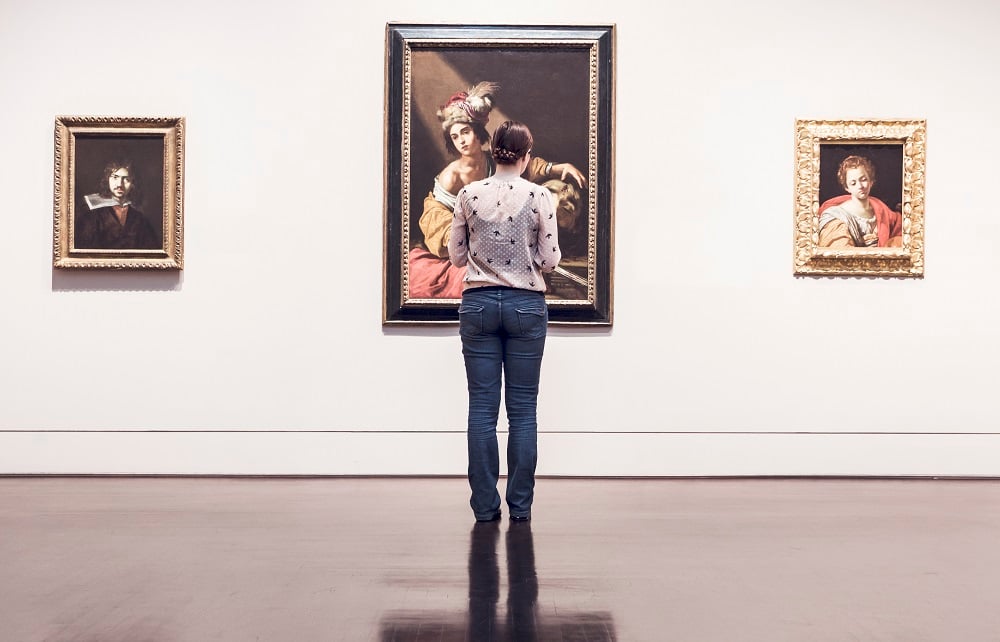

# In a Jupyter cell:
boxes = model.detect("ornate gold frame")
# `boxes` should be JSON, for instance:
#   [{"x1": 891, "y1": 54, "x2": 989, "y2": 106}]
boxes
[
  {"x1": 53, "y1": 116, "x2": 185, "y2": 269},
  {"x1": 794, "y1": 119, "x2": 926, "y2": 277}
]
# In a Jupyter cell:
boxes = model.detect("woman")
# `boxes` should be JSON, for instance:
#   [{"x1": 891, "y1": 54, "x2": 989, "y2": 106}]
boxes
[
  {"x1": 410, "y1": 83, "x2": 499, "y2": 300},
  {"x1": 818, "y1": 155, "x2": 902, "y2": 248},
  {"x1": 448, "y1": 121, "x2": 560, "y2": 522},
  {"x1": 409, "y1": 82, "x2": 584, "y2": 299}
]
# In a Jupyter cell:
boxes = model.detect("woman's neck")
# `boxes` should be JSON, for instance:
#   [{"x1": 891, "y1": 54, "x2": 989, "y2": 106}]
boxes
[
  {"x1": 493, "y1": 156, "x2": 528, "y2": 180},
  {"x1": 492, "y1": 166, "x2": 522, "y2": 180},
  {"x1": 460, "y1": 149, "x2": 488, "y2": 171},
  {"x1": 846, "y1": 196, "x2": 875, "y2": 218}
]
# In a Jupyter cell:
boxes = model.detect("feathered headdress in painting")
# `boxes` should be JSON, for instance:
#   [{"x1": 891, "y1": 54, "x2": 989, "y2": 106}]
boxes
[{"x1": 437, "y1": 81, "x2": 500, "y2": 131}]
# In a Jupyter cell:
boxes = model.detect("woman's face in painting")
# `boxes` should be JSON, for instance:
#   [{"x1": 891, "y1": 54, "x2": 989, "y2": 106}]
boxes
[
  {"x1": 843, "y1": 167, "x2": 872, "y2": 202},
  {"x1": 449, "y1": 123, "x2": 479, "y2": 158}
]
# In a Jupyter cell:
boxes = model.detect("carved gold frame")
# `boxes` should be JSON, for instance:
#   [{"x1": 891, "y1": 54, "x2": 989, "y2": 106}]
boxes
[
  {"x1": 794, "y1": 119, "x2": 925, "y2": 277},
  {"x1": 53, "y1": 116, "x2": 185, "y2": 269}
]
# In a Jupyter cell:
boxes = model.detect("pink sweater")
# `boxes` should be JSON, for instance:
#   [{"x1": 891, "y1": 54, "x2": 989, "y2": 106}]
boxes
[{"x1": 448, "y1": 176, "x2": 561, "y2": 292}]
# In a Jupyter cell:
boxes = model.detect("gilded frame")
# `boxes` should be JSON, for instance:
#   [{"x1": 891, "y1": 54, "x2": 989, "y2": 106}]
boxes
[
  {"x1": 383, "y1": 24, "x2": 615, "y2": 325},
  {"x1": 53, "y1": 116, "x2": 185, "y2": 269},
  {"x1": 794, "y1": 119, "x2": 926, "y2": 277}
]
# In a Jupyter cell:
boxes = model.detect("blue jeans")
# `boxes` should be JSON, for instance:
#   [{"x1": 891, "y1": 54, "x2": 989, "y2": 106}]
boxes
[{"x1": 459, "y1": 287, "x2": 548, "y2": 520}]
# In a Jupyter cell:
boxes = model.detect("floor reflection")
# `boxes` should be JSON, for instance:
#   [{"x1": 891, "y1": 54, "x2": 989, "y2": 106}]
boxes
[
  {"x1": 504, "y1": 521, "x2": 538, "y2": 639},
  {"x1": 468, "y1": 520, "x2": 502, "y2": 638},
  {"x1": 380, "y1": 521, "x2": 615, "y2": 641}
]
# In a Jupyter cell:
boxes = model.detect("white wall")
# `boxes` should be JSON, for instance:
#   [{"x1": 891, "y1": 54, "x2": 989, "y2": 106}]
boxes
[{"x1": 2, "y1": 0, "x2": 999, "y2": 475}]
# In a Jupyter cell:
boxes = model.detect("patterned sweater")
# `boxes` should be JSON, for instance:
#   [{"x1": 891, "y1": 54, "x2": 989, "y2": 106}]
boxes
[{"x1": 448, "y1": 175, "x2": 561, "y2": 292}]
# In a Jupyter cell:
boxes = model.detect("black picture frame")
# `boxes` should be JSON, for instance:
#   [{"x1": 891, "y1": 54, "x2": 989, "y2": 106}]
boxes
[{"x1": 383, "y1": 24, "x2": 615, "y2": 325}]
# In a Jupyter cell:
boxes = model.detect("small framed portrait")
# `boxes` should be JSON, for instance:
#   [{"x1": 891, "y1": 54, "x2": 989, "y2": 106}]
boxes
[
  {"x1": 793, "y1": 119, "x2": 926, "y2": 277},
  {"x1": 383, "y1": 24, "x2": 615, "y2": 325},
  {"x1": 53, "y1": 116, "x2": 185, "y2": 269}
]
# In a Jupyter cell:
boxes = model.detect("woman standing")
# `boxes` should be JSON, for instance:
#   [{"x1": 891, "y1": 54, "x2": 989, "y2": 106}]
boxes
[{"x1": 448, "y1": 121, "x2": 561, "y2": 522}]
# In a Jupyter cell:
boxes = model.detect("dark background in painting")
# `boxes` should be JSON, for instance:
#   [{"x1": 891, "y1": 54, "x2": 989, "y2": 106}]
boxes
[
  {"x1": 409, "y1": 47, "x2": 591, "y2": 249},
  {"x1": 73, "y1": 135, "x2": 165, "y2": 248},
  {"x1": 819, "y1": 143, "x2": 904, "y2": 211}
]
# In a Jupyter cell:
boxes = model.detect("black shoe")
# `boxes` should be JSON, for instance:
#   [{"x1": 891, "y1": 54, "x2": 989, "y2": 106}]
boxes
[
  {"x1": 510, "y1": 514, "x2": 531, "y2": 522},
  {"x1": 476, "y1": 511, "x2": 501, "y2": 522}
]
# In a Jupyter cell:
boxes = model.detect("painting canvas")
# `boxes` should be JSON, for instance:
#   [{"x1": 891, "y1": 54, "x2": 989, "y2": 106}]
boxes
[
  {"x1": 384, "y1": 24, "x2": 615, "y2": 324},
  {"x1": 53, "y1": 116, "x2": 184, "y2": 269}
]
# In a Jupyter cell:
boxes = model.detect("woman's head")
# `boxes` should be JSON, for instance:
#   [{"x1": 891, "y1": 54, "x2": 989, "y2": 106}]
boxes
[
  {"x1": 444, "y1": 121, "x2": 490, "y2": 158},
  {"x1": 490, "y1": 121, "x2": 533, "y2": 165},
  {"x1": 837, "y1": 155, "x2": 876, "y2": 191},
  {"x1": 437, "y1": 82, "x2": 498, "y2": 156}
]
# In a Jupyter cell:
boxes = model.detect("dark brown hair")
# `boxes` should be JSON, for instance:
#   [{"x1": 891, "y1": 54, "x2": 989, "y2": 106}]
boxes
[
  {"x1": 837, "y1": 155, "x2": 876, "y2": 191},
  {"x1": 98, "y1": 159, "x2": 140, "y2": 200},
  {"x1": 490, "y1": 121, "x2": 533, "y2": 165}
]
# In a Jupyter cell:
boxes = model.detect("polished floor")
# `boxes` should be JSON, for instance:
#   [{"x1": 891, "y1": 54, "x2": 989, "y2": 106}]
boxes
[{"x1": 1, "y1": 477, "x2": 999, "y2": 641}]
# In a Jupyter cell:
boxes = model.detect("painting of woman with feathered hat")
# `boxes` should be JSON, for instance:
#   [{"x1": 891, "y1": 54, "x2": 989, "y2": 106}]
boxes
[{"x1": 408, "y1": 79, "x2": 588, "y2": 301}]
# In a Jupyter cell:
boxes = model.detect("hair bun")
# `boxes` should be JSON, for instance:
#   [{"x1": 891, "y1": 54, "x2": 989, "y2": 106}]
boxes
[{"x1": 492, "y1": 147, "x2": 518, "y2": 162}]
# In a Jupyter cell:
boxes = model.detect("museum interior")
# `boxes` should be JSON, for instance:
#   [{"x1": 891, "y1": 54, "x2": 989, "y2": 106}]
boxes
[{"x1": 2, "y1": 1, "x2": 999, "y2": 640}]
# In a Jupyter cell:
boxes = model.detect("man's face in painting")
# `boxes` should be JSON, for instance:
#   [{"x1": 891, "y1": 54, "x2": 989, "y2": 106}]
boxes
[{"x1": 108, "y1": 167, "x2": 133, "y2": 202}]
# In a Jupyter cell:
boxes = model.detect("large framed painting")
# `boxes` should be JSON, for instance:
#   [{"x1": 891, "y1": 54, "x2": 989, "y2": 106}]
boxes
[
  {"x1": 53, "y1": 116, "x2": 185, "y2": 269},
  {"x1": 383, "y1": 24, "x2": 615, "y2": 325},
  {"x1": 794, "y1": 119, "x2": 926, "y2": 277}
]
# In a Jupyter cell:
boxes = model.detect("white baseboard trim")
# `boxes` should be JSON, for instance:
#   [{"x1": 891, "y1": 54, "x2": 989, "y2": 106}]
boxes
[{"x1": 1, "y1": 431, "x2": 998, "y2": 476}]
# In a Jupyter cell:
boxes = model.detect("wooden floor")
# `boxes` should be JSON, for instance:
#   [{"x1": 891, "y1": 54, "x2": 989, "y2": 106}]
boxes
[{"x1": 1, "y1": 477, "x2": 999, "y2": 641}]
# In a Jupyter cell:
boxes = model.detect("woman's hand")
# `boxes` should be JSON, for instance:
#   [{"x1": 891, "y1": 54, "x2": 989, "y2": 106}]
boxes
[{"x1": 551, "y1": 162, "x2": 587, "y2": 189}]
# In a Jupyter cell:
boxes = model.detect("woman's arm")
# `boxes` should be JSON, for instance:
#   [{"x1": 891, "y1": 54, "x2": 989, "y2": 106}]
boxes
[
  {"x1": 525, "y1": 156, "x2": 587, "y2": 188},
  {"x1": 419, "y1": 194, "x2": 454, "y2": 258},
  {"x1": 817, "y1": 219, "x2": 855, "y2": 248},
  {"x1": 436, "y1": 161, "x2": 464, "y2": 195},
  {"x1": 448, "y1": 191, "x2": 470, "y2": 267},
  {"x1": 533, "y1": 188, "x2": 561, "y2": 272}
]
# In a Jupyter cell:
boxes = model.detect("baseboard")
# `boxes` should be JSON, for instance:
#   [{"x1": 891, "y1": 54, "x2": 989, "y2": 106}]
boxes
[{"x1": 2, "y1": 431, "x2": 999, "y2": 476}]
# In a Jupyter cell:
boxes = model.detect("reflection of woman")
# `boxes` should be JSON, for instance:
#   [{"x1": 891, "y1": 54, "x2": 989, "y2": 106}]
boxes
[
  {"x1": 449, "y1": 121, "x2": 559, "y2": 523},
  {"x1": 409, "y1": 82, "x2": 585, "y2": 299},
  {"x1": 818, "y1": 155, "x2": 902, "y2": 248},
  {"x1": 506, "y1": 520, "x2": 538, "y2": 640},
  {"x1": 466, "y1": 520, "x2": 499, "y2": 637}
]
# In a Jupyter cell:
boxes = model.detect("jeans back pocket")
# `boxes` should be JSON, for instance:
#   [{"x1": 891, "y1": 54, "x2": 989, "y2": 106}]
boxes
[
  {"x1": 515, "y1": 305, "x2": 547, "y2": 339},
  {"x1": 458, "y1": 302, "x2": 485, "y2": 337}
]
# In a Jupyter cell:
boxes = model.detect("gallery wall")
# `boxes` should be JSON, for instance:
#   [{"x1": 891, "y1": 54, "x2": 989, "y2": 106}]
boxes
[{"x1": 2, "y1": 0, "x2": 999, "y2": 475}]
